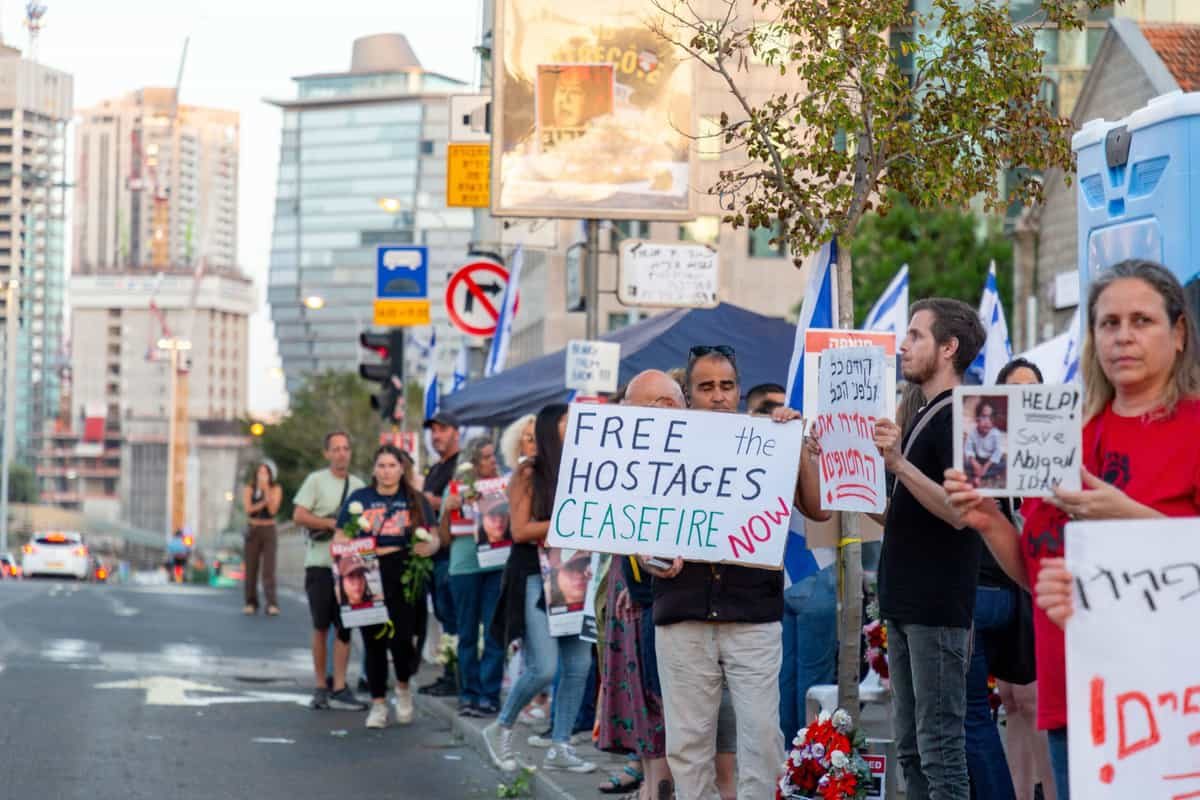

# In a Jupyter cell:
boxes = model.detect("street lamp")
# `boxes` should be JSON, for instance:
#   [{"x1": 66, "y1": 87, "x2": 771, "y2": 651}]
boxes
[
  {"x1": 301, "y1": 296, "x2": 364, "y2": 367},
  {"x1": 302, "y1": 295, "x2": 325, "y2": 310},
  {"x1": 0, "y1": 279, "x2": 20, "y2": 554},
  {"x1": 157, "y1": 337, "x2": 192, "y2": 543}
]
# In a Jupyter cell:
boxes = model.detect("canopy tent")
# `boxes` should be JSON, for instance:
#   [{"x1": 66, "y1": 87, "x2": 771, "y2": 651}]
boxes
[{"x1": 440, "y1": 303, "x2": 798, "y2": 427}]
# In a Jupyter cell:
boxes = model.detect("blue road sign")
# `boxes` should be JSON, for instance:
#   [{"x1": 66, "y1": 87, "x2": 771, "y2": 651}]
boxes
[{"x1": 376, "y1": 246, "x2": 429, "y2": 300}]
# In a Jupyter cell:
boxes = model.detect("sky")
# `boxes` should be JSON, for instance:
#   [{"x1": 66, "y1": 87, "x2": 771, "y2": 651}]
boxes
[{"x1": 18, "y1": 0, "x2": 481, "y2": 416}]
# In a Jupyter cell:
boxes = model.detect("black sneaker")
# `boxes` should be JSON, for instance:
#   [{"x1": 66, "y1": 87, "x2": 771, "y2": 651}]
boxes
[
  {"x1": 309, "y1": 687, "x2": 330, "y2": 710},
  {"x1": 458, "y1": 701, "x2": 482, "y2": 718},
  {"x1": 325, "y1": 675, "x2": 333, "y2": 691},
  {"x1": 419, "y1": 675, "x2": 458, "y2": 697},
  {"x1": 328, "y1": 687, "x2": 368, "y2": 711},
  {"x1": 475, "y1": 700, "x2": 499, "y2": 716}
]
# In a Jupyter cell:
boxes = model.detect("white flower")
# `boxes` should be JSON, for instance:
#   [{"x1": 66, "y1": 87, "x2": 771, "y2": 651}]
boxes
[
  {"x1": 795, "y1": 727, "x2": 807, "y2": 744},
  {"x1": 414, "y1": 527, "x2": 433, "y2": 542},
  {"x1": 832, "y1": 709, "x2": 853, "y2": 732},
  {"x1": 347, "y1": 501, "x2": 364, "y2": 515},
  {"x1": 357, "y1": 515, "x2": 372, "y2": 531},
  {"x1": 830, "y1": 750, "x2": 849, "y2": 769},
  {"x1": 818, "y1": 710, "x2": 831, "y2": 725},
  {"x1": 811, "y1": 743, "x2": 825, "y2": 759}
]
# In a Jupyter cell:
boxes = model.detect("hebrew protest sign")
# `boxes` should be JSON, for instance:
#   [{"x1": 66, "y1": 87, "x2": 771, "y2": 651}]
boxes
[
  {"x1": 547, "y1": 404, "x2": 805, "y2": 567},
  {"x1": 802, "y1": 329, "x2": 897, "y2": 420},
  {"x1": 813, "y1": 345, "x2": 887, "y2": 513},
  {"x1": 1066, "y1": 518, "x2": 1200, "y2": 798},
  {"x1": 952, "y1": 384, "x2": 1082, "y2": 497},
  {"x1": 331, "y1": 538, "x2": 389, "y2": 628}
]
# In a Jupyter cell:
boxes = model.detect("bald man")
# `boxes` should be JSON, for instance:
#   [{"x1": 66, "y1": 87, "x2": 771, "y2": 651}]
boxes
[{"x1": 623, "y1": 369, "x2": 685, "y2": 409}]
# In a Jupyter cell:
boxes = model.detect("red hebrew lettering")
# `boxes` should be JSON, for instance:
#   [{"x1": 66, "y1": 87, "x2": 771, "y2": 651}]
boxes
[
  {"x1": 1117, "y1": 691, "x2": 1161, "y2": 759},
  {"x1": 1185, "y1": 687, "x2": 1200, "y2": 714},
  {"x1": 1091, "y1": 677, "x2": 1106, "y2": 746},
  {"x1": 1160, "y1": 693, "x2": 1181, "y2": 712}
]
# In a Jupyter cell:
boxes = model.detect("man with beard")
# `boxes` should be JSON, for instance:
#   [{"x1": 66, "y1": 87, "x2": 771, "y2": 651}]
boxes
[{"x1": 870, "y1": 299, "x2": 986, "y2": 800}]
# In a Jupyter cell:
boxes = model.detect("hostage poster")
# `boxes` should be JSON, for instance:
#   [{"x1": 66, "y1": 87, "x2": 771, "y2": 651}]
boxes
[
  {"x1": 331, "y1": 538, "x2": 388, "y2": 628},
  {"x1": 474, "y1": 476, "x2": 513, "y2": 570},
  {"x1": 492, "y1": 0, "x2": 696, "y2": 219},
  {"x1": 541, "y1": 548, "x2": 594, "y2": 637}
]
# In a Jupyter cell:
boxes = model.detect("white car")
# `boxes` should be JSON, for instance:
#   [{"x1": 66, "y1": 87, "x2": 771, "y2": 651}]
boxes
[{"x1": 22, "y1": 531, "x2": 90, "y2": 580}]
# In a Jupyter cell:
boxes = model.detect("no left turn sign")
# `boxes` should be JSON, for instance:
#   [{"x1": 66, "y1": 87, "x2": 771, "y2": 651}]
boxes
[{"x1": 445, "y1": 259, "x2": 511, "y2": 337}]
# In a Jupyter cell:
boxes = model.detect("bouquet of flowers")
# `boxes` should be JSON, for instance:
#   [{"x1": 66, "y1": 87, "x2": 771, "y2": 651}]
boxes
[
  {"x1": 863, "y1": 618, "x2": 889, "y2": 685},
  {"x1": 454, "y1": 461, "x2": 479, "y2": 502},
  {"x1": 341, "y1": 501, "x2": 371, "y2": 538},
  {"x1": 400, "y1": 526, "x2": 436, "y2": 605},
  {"x1": 778, "y1": 709, "x2": 873, "y2": 800}
]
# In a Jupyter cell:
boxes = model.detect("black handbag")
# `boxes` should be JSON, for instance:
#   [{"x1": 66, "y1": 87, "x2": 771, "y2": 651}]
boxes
[
  {"x1": 988, "y1": 587, "x2": 1037, "y2": 685},
  {"x1": 307, "y1": 477, "x2": 350, "y2": 542}
]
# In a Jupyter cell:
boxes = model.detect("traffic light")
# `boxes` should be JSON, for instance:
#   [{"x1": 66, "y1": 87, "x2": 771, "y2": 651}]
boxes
[
  {"x1": 360, "y1": 328, "x2": 406, "y2": 421},
  {"x1": 249, "y1": 422, "x2": 265, "y2": 437}
]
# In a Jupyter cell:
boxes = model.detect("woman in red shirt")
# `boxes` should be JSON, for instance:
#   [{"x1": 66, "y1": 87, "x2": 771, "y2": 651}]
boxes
[{"x1": 944, "y1": 259, "x2": 1200, "y2": 800}]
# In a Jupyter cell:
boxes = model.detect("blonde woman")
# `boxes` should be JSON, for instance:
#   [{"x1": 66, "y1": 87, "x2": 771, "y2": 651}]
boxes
[{"x1": 500, "y1": 413, "x2": 536, "y2": 472}]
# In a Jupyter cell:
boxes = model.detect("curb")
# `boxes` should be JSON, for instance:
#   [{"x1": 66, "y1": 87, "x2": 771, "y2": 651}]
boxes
[{"x1": 414, "y1": 693, "x2": 577, "y2": 800}]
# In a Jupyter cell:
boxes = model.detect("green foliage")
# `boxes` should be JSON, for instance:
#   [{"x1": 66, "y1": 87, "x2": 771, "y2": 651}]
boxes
[
  {"x1": 850, "y1": 192, "x2": 1013, "y2": 325},
  {"x1": 496, "y1": 768, "x2": 535, "y2": 798},
  {"x1": 654, "y1": 0, "x2": 1111, "y2": 258},
  {"x1": 255, "y1": 371, "x2": 383, "y2": 520},
  {"x1": 6, "y1": 462, "x2": 37, "y2": 503}
]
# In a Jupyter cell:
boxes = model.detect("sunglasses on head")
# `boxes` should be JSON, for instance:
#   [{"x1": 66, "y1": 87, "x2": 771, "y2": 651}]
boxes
[{"x1": 688, "y1": 344, "x2": 736, "y2": 360}]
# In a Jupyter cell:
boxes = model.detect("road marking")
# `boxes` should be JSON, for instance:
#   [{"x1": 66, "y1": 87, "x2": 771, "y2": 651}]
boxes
[
  {"x1": 95, "y1": 675, "x2": 310, "y2": 707},
  {"x1": 108, "y1": 596, "x2": 139, "y2": 617},
  {"x1": 43, "y1": 638, "x2": 99, "y2": 663},
  {"x1": 252, "y1": 737, "x2": 295, "y2": 744}
]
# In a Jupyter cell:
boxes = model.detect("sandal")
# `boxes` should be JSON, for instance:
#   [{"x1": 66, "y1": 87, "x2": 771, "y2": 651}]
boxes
[{"x1": 598, "y1": 764, "x2": 644, "y2": 795}]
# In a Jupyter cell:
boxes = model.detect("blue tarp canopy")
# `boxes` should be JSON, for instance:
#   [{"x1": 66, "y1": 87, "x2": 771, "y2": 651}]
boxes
[{"x1": 440, "y1": 303, "x2": 797, "y2": 427}]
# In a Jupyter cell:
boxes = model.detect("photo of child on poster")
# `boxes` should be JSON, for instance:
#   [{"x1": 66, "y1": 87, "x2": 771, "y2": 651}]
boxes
[
  {"x1": 474, "y1": 476, "x2": 512, "y2": 570},
  {"x1": 541, "y1": 548, "x2": 593, "y2": 636},
  {"x1": 536, "y1": 64, "x2": 615, "y2": 152},
  {"x1": 962, "y1": 394, "x2": 1008, "y2": 489},
  {"x1": 331, "y1": 539, "x2": 389, "y2": 628}
]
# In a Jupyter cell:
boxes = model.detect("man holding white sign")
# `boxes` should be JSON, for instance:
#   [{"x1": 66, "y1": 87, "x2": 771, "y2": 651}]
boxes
[{"x1": 558, "y1": 345, "x2": 825, "y2": 800}]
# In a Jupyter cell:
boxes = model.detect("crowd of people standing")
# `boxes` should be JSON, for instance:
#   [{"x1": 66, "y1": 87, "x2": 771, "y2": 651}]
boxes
[{"x1": 251, "y1": 257, "x2": 1198, "y2": 800}]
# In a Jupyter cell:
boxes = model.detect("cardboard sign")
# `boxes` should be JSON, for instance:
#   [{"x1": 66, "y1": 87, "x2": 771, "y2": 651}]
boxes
[
  {"x1": 547, "y1": 404, "x2": 805, "y2": 567},
  {"x1": 803, "y1": 329, "x2": 897, "y2": 420},
  {"x1": 813, "y1": 345, "x2": 887, "y2": 513},
  {"x1": 1066, "y1": 518, "x2": 1200, "y2": 798},
  {"x1": 331, "y1": 538, "x2": 389, "y2": 628},
  {"x1": 541, "y1": 548, "x2": 593, "y2": 637},
  {"x1": 474, "y1": 476, "x2": 512, "y2": 570},
  {"x1": 952, "y1": 384, "x2": 1083, "y2": 497},
  {"x1": 565, "y1": 340, "x2": 621, "y2": 394}
]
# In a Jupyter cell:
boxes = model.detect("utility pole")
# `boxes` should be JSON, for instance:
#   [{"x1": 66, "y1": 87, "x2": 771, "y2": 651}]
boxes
[
  {"x1": 583, "y1": 219, "x2": 600, "y2": 340},
  {"x1": 0, "y1": 279, "x2": 18, "y2": 553}
]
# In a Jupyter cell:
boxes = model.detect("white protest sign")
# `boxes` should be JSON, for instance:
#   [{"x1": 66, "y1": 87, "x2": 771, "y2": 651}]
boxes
[
  {"x1": 1066, "y1": 518, "x2": 1200, "y2": 798},
  {"x1": 803, "y1": 330, "x2": 897, "y2": 419},
  {"x1": 566, "y1": 340, "x2": 621, "y2": 395},
  {"x1": 617, "y1": 239, "x2": 719, "y2": 309},
  {"x1": 548, "y1": 404, "x2": 805, "y2": 567},
  {"x1": 813, "y1": 345, "x2": 887, "y2": 513},
  {"x1": 952, "y1": 384, "x2": 1082, "y2": 497}
]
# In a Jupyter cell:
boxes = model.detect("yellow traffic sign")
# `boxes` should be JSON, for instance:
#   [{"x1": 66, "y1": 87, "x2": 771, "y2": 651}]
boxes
[
  {"x1": 373, "y1": 299, "x2": 431, "y2": 327},
  {"x1": 447, "y1": 143, "x2": 490, "y2": 208}
]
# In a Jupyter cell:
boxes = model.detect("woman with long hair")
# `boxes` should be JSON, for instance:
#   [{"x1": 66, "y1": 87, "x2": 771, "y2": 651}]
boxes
[
  {"x1": 242, "y1": 462, "x2": 282, "y2": 616},
  {"x1": 335, "y1": 444, "x2": 440, "y2": 729},
  {"x1": 500, "y1": 413, "x2": 537, "y2": 472},
  {"x1": 945, "y1": 259, "x2": 1200, "y2": 798},
  {"x1": 484, "y1": 403, "x2": 597, "y2": 774}
]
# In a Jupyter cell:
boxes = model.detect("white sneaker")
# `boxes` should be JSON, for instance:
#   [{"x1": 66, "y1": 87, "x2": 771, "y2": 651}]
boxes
[
  {"x1": 394, "y1": 686, "x2": 414, "y2": 724},
  {"x1": 483, "y1": 721, "x2": 519, "y2": 772},
  {"x1": 365, "y1": 702, "x2": 388, "y2": 729},
  {"x1": 529, "y1": 730, "x2": 590, "y2": 747},
  {"x1": 543, "y1": 742, "x2": 596, "y2": 773}
]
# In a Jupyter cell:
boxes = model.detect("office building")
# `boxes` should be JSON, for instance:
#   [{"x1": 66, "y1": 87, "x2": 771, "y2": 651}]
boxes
[
  {"x1": 266, "y1": 33, "x2": 474, "y2": 394},
  {"x1": 74, "y1": 88, "x2": 239, "y2": 271}
]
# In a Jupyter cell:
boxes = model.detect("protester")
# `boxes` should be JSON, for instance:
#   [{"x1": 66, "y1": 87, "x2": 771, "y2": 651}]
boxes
[
  {"x1": 870, "y1": 298, "x2": 986, "y2": 800},
  {"x1": 500, "y1": 413, "x2": 537, "y2": 471},
  {"x1": 645, "y1": 345, "x2": 826, "y2": 800},
  {"x1": 596, "y1": 369, "x2": 684, "y2": 800},
  {"x1": 241, "y1": 462, "x2": 282, "y2": 616},
  {"x1": 990, "y1": 358, "x2": 1056, "y2": 800},
  {"x1": 421, "y1": 410, "x2": 462, "y2": 697},
  {"x1": 946, "y1": 259, "x2": 1200, "y2": 799},
  {"x1": 437, "y1": 436, "x2": 507, "y2": 718},
  {"x1": 484, "y1": 402, "x2": 597, "y2": 774},
  {"x1": 336, "y1": 444, "x2": 440, "y2": 729},
  {"x1": 292, "y1": 431, "x2": 368, "y2": 711},
  {"x1": 744, "y1": 381, "x2": 786, "y2": 414}
]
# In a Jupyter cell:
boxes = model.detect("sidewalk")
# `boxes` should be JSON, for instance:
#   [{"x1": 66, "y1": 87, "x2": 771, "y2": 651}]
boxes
[{"x1": 412, "y1": 669, "x2": 631, "y2": 800}]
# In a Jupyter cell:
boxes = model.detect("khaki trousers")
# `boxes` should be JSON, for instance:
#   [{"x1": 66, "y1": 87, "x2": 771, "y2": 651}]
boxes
[
  {"x1": 656, "y1": 620, "x2": 783, "y2": 800},
  {"x1": 244, "y1": 524, "x2": 278, "y2": 609}
]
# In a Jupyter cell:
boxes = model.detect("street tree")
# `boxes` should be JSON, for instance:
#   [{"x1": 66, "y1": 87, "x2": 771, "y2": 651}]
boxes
[
  {"x1": 6, "y1": 462, "x2": 37, "y2": 503},
  {"x1": 652, "y1": 0, "x2": 1107, "y2": 714}
]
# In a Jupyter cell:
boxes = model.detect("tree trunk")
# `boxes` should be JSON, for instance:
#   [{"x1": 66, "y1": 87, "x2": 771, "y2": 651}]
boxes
[{"x1": 834, "y1": 239, "x2": 864, "y2": 719}]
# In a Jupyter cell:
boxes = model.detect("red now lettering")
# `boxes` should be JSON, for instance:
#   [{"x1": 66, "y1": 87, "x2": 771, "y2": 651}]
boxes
[{"x1": 727, "y1": 496, "x2": 791, "y2": 560}]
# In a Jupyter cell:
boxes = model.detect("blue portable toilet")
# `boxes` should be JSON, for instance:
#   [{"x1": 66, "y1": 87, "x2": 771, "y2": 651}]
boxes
[{"x1": 1074, "y1": 91, "x2": 1200, "y2": 319}]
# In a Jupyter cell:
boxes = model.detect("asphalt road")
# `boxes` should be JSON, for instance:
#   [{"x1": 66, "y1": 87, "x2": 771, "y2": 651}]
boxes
[{"x1": 0, "y1": 578, "x2": 507, "y2": 800}]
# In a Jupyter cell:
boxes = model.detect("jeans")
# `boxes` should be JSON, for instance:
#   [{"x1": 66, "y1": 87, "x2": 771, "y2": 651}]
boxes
[
  {"x1": 966, "y1": 586, "x2": 1017, "y2": 800},
  {"x1": 451, "y1": 570, "x2": 505, "y2": 706},
  {"x1": 498, "y1": 574, "x2": 592, "y2": 743},
  {"x1": 1046, "y1": 728, "x2": 1070, "y2": 800},
  {"x1": 779, "y1": 565, "x2": 838, "y2": 741},
  {"x1": 547, "y1": 652, "x2": 598, "y2": 734},
  {"x1": 888, "y1": 620, "x2": 971, "y2": 800},
  {"x1": 432, "y1": 558, "x2": 458, "y2": 636}
]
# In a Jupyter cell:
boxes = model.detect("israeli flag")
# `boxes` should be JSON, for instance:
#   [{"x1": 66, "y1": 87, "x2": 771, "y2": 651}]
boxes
[
  {"x1": 862, "y1": 264, "x2": 909, "y2": 337},
  {"x1": 969, "y1": 261, "x2": 1012, "y2": 385},
  {"x1": 784, "y1": 237, "x2": 839, "y2": 412},
  {"x1": 783, "y1": 511, "x2": 838, "y2": 589},
  {"x1": 452, "y1": 346, "x2": 469, "y2": 394},
  {"x1": 486, "y1": 245, "x2": 523, "y2": 377},
  {"x1": 1061, "y1": 308, "x2": 1081, "y2": 383},
  {"x1": 422, "y1": 330, "x2": 439, "y2": 420}
]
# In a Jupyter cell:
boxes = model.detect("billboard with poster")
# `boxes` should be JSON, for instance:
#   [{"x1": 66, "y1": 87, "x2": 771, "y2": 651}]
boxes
[{"x1": 492, "y1": 0, "x2": 696, "y2": 220}]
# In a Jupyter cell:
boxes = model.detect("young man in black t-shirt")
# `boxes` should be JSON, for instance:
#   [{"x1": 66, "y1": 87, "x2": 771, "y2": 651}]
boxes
[
  {"x1": 419, "y1": 409, "x2": 462, "y2": 697},
  {"x1": 871, "y1": 298, "x2": 985, "y2": 800}
]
